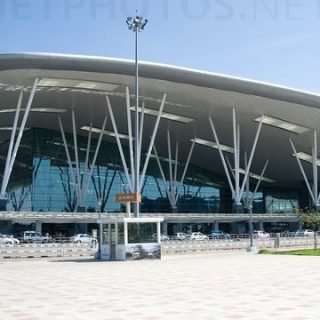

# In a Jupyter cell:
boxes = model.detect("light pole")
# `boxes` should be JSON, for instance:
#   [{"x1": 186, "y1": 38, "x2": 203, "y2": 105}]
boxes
[{"x1": 126, "y1": 15, "x2": 148, "y2": 218}]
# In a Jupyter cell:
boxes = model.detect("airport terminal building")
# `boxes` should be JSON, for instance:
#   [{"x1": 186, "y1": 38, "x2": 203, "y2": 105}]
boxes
[{"x1": 0, "y1": 52, "x2": 319, "y2": 235}]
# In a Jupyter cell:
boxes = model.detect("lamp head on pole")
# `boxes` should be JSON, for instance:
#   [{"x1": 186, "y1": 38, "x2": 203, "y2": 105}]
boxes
[{"x1": 126, "y1": 15, "x2": 148, "y2": 32}]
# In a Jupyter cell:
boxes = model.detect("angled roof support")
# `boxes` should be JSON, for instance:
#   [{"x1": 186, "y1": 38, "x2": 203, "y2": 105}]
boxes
[
  {"x1": 208, "y1": 115, "x2": 235, "y2": 199},
  {"x1": 225, "y1": 156, "x2": 236, "y2": 181},
  {"x1": 152, "y1": 145, "x2": 175, "y2": 208},
  {"x1": 253, "y1": 160, "x2": 269, "y2": 195},
  {"x1": 153, "y1": 137, "x2": 195, "y2": 209},
  {"x1": 84, "y1": 122, "x2": 93, "y2": 174},
  {"x1": 80, "y1": 114, "x2": 108, "y2": 203},
  {"x1": 239, "y1": 116, "x2": 263, "y2": 200},
  {"x1": 58, "y1": 116, "x2": 80, "y2": 204},
  {"x1": 106, "y1": 95, "x2": 133, "y2": 192},
  {"x1": 126, "y1": 87, "x2": 135, "y2": 188},
  {"x1": 313, "y1": 131, "x2": 319, "y2": 206},
  {"x1": 138, "y1": 101, "x2": 145, "y2": 178},
  {"x1": 1, "y1": 90, "x2": 23, "y2": 197},
  {"x1": 174, "y1": 138, "x2": 195, "y2": 207},
  {"x1": 1, "y1": 78, "x2": 39, "y2": 197},
  {"x1": 71, "y1": 111, "x2": 81, "y2": 203},
  {"x1": 139, "y1": 93, "x2": 166, "y2": 191},
  {"x1": 167, "y1": 131, "x2": 175, "y2": 202},
  {"x1": 290, "y1": 138, "x2": 316, "y2": 205}
]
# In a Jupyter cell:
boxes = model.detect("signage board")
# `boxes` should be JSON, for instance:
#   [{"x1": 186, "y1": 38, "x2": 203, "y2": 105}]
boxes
[{"x1": 116, "y1": 193, "x2": 141, "y2": 203}]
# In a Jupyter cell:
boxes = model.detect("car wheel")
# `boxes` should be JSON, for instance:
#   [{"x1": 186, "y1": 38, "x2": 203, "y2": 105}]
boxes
[{"x1": 77, "y1": 240, "x2": 81, "y2": 243}]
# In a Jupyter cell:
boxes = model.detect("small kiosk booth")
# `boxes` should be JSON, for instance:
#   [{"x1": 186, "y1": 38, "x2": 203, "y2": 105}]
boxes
[{"x1": 98, "y1": 217, "x2": 164, "y2": 261}]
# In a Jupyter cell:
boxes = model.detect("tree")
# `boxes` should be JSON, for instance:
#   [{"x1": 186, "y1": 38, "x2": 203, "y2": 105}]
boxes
[{"x1": 296, "y1": 208, "x2": 320, "y2": 231}]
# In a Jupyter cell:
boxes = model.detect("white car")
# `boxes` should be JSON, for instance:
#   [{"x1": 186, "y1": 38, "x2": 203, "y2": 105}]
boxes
[
  {"x1": 253, "y1": 230, "x2": 270, "y2": 239},
  {"x1": 4, "y1": 234, "x2": 20, "y2": 244},
  {"x1": 0, "y1": 234, "x2": 18, "y2": 245},
  {"x1": 172, "y1": 232, "x2": 189, "y2": 240},
  {"x1": 190, "y1": 232, "x2": 208, "y2": 241},
  {"x1": 72, "y1": 233, "x2": 97, "y2": 244},
  {"x1": 152, "y1": 233, "x2": 170, "y2": 241},
  {"x1": 295, "y1": 229, "x2": 314, "y2": 237}
]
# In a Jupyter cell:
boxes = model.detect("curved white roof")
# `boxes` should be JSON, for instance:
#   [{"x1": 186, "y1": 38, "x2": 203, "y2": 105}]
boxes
[{"x1": 0, "y1": 52, "x2": 319, "y2": 188}]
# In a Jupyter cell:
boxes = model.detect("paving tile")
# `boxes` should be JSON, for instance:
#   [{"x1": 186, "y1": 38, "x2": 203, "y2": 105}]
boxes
[{"x1": 0, "y1": 253, "x2": 319, "y2": 319}]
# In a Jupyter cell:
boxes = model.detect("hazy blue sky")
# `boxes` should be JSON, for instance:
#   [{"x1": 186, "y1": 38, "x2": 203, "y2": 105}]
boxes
[{"x1": 1, "y1": 0, "x2": 320, "y2": 92}]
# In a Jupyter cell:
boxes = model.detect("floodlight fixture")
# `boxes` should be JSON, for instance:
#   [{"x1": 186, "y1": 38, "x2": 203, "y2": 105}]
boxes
[{"x1": 126, "y1": 16, "x2": 148, "y2": 32}]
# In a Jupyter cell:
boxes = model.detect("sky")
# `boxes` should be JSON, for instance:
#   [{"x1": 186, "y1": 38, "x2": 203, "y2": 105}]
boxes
[{"x1": 1, "y1": 0, "x2": 320, "y2": 92}]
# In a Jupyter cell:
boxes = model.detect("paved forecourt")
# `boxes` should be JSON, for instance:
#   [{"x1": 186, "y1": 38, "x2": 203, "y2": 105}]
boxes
[{"x1": 0, "y1": 252, "x2": 319, "y2": 320}]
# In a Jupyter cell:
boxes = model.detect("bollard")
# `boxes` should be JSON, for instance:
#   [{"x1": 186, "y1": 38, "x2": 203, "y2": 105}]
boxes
[{"x1": 314, "y1": 232, "x2": 318, "y2": 250}]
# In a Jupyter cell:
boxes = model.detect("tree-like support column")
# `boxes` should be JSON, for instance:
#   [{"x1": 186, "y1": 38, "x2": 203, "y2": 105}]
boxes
[
  {"x1": 0, "y1": 78, "x2": 39, "y2": 210},
  {"x1": 209, "y1": 108, "x2": 263, "y2": 213}
]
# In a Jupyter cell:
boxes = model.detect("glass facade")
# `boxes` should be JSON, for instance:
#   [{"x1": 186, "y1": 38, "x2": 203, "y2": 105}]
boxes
[
  {"x1": 0, "y1": 128, "x2": 304, "y2": 214},
  {"x1": 0, "y1": 128, "x2": 225, "y2": 213}
]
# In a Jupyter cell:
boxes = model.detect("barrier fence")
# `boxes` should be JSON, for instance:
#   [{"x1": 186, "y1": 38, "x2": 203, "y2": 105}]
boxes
[
  {"x1": 0, "y1": 236, "x2": 317, "y2": 259},
  {"x1": 0, "y1": 243, "x2": 98, "y2": 259},
  {"x1": 161, "y1": 236, "x2": 317, "y2": 255}
]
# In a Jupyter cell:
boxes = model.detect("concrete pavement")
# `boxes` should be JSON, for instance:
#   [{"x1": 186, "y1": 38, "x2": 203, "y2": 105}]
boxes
[{"x1": 0, "y1": 252, "x2": 319, "y2": 319}]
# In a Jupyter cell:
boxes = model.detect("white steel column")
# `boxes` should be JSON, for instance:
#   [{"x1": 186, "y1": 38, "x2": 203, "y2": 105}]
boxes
[
  {"x1": 72, "y1": 111, "x2": 81, "y2": 202},
  {"x1": 253, "y1": 160, "x2": 269, "y2": 195},
  {"x1": 208, "y1": 116, "x2": 235, "y2": 199},
  {"x1": 290, "y1": 138, "x2": 316, "y2": 204},
  {"x1": 173, "y1": 141, "x2": 179, "y2": 206},
  {"x1": 85, "y1": 122, "x2": 93, "y2": 174},
  {"x1": 106, "y1": 95, "x2": 133, "y2": 192},
  {"x1": 239, "y1": 116, "x2": 263, "y2": 200},
  {"x1": 313, "y1": 130, "x2": 319, "y2": 208},
  {"x1": 167, "y1": 131, "x2": 174, "y2": 202},
  {"x1": 81, "y1": 115, "x2": 108, "y2": 203},
  {"x1": 152, "y1": 145, "x2": 175, "y2": 208},
  {"x1": 139, "y1": 93, "x2": 166, "y2": 191},
  {"x1": 2, "y1": 78, "x2": 38, "y2": 195},
  {"x1": 1, "y1": 91, "x2": 23, "y2": 196},
  {"x1": 174, "y1": 139, "x2": 195, "y2": 207},
  {"x1": 225, "y1": 156, "x2": 236, "y2": 180},
  {"x1": 138, "y1": 101, "x2": 145, "y2": 178},
  {"x1": 233, "y1": 108, "x2": 240, "y2": 206},
  {"x1": 58, "y1": 116, "x2": 79, "y2": 201},
  {"x1": 126, "y1": 87, "x2": 135, "y2": 187}
]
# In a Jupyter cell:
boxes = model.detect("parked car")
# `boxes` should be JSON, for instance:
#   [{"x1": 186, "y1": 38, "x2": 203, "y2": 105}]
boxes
[
  {"x1": 295, "y1": 229, "x2": 314, "y2": 237},
  {"x1": 71, "y1": 233, "x2": 97, "y2": 244},
  {"x1": 3, "y1": 234, "x2": 20, "y2": 244},
  {"x1": 172, "y1": 232, "x2": 189, "y2": 241},
  {"x1": 253, "y1": 230, "x2": 270, "y2": 239},
  {"x1": 0, "y1": 234, "x2": 16, "y2": 245},
  {"x1": 208, "y1": 230, "x2": 231, "y2": 240},
  {"x1": 190, "y1": 232, "x2": 209, "y2": 241},
  {"x1": 152, "y1": 233, "x2": 170, "y2": 241},
  {"x1": 22, "y1": 231, "x2": 52, "y2": 243}
]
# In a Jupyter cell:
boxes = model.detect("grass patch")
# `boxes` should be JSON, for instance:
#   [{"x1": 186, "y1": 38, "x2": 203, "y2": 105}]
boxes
[{"x1": 258, "y1": 249, "x2": 320, "y2": 256}]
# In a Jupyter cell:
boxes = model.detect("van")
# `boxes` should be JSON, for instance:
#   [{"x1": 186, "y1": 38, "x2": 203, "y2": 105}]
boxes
[{"x1": 22, "y1": 231, "x2": 51, "y2": 243}]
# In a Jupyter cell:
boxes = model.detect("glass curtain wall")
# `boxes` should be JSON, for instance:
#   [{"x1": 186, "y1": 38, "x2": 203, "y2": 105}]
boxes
[{"x1": 0, "y1": 128, "x2": 223, "y2": 213}]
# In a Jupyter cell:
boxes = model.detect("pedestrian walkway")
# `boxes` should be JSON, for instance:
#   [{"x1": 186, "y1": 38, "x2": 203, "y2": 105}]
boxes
[{"x1": 0, "y1": 252, "x2": 319, "y2": 319}]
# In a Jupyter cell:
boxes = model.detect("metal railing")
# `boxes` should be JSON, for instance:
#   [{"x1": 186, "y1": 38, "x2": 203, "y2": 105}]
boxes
[
  {"x1": 161, "y1": 236, "x2": 317, "y2": 255},
  {"x1": 0, "y1": 242, "x2": 98, "y2": 259}
]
